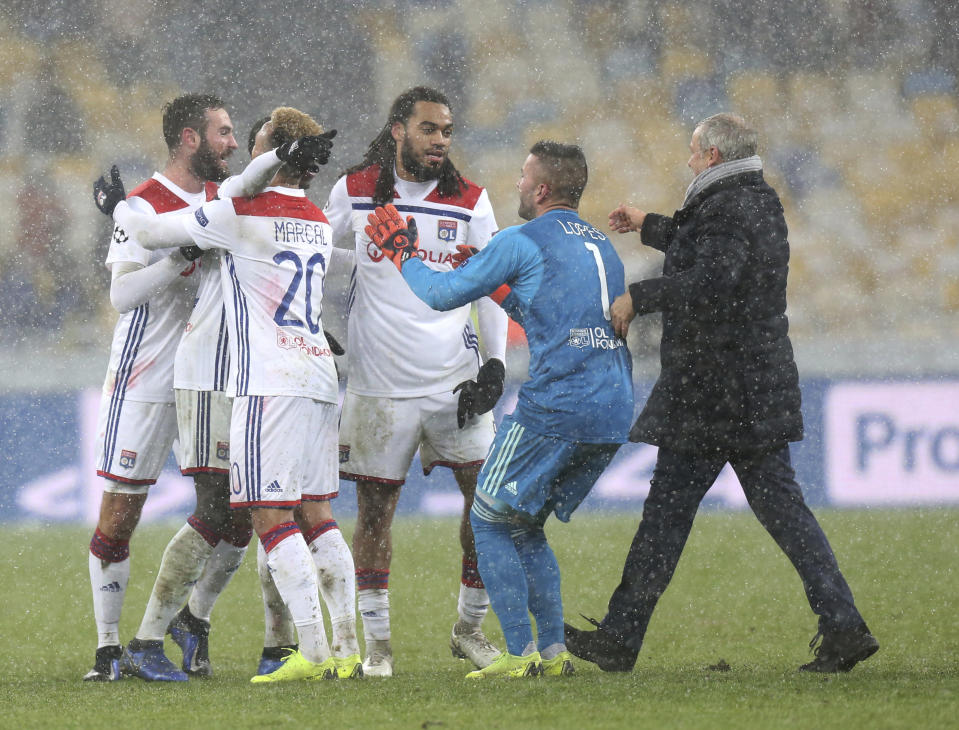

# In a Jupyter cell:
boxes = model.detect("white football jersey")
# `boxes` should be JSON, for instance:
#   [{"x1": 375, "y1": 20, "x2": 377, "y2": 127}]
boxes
[
  {"x1": 172, "y1": 169, "x2": 260, "y2": 392},
  {"x1": 324, "y1": 165, "x2": 498, "y2": 397},
  {"x1": 184, "y1": 186, "x2": 339, "y2": 403},
  {"x1": 102, "y1": 173, "x2": 206, "y2": 403}
]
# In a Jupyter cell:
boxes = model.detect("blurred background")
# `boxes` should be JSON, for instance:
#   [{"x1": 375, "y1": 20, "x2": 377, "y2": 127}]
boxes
[
  {"x1": 1, "y1": 0, "x2": 957, "y2": 387},
  {"x1": 1, "y1": 0, "x2": 957, "y2": 523}
]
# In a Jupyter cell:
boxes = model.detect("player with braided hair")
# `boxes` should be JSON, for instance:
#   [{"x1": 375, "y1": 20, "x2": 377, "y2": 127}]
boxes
[{"x1": 325, "y1": 86, "x2": 508, "y2": 677}]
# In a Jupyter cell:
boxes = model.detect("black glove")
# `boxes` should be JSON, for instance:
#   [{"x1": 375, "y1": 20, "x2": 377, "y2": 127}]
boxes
[
  {"x1": 324, "y1": 330, "x2": 345, "y2": 356},
  {"x1": 180, "y1": 245, "x2": 204, "y2": 262},
  {"x1": 276, "y1": 130, "x2": 337, "y2": 173},
  {"x1": 453, "y1": 358, "x2": 505, "y2": 429},
  {"x1": 93, "y1": 165, "x2": 125, "y2": 216}
]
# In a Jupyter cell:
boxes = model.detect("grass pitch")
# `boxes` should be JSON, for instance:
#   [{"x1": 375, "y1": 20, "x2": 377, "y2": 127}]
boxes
[{"x1": 1, "y1": 509, "x2": 956, "y2": 729}]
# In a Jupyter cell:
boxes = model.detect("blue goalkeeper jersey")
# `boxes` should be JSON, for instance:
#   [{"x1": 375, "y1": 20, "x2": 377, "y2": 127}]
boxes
[{"x1": 402, "y1": 208, "x2": 633, "y2": 443}]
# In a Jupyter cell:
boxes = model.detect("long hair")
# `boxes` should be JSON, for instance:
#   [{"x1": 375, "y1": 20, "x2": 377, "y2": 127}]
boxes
[{"x1": 343, "y1": 86, "x2": 466, "y2": 205}]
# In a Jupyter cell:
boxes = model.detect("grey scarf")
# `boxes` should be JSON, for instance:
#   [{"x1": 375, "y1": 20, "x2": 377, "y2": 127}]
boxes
[{"x1": 682, "y1": 155, "x2": 763, "y2": 208}]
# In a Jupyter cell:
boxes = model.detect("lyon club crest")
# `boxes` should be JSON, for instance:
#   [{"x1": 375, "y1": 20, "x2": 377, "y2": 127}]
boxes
[{"x1": 437, "y1": 219, "x2": 458, "y2": 241}]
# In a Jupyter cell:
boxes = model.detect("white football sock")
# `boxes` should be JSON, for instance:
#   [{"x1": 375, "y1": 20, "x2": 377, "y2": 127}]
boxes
[
  {"x1": 89, "y1": 552, "x2": 130, "y2": 648},
  {"x1": 136, "y1": 523, "x2": 214, "y2": 640},
  {"x1": 357, "y1": 588, "x2": 391, "y2": 643},
  {"x1": 308, "y1": 527, "x2": 359, "y2": 656},
  {"x1": 188, "y1": 539, "x2": 248, "y2": 622},
  {"x1": 457, "y1": 584, "x2": 490, "y2": 628},
  {"x1": 258, "y1": 540, "x2": 295, "y2": 647},
  {"x1": 265, "y1": 532, "x2": 329, "y2": 663}
]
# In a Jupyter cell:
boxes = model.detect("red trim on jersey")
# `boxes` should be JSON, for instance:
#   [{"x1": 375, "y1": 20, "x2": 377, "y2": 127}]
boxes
[
  {"x1": 205, "y1": 181, "x2": 219, "y2": 201},
  {"x1": 302, "y1": 492, "x2": 339, "y2": 502},
  {"x1": 97, "y1": 470, "x2": 156, "y2": 486},
  {"x1": 345, "y1": 164, "x2": 486, "y2": 210},
  {"x1": 127, "y1": 178, "x2": 191, "y2": 214},
  {"x1": 181, "y1": 466, "x2": 230, "y2": 476},
  {"x1": 338, "y1": 470, "x2": 404, "y2": 486},
  {"x1": 345, "y1": 165, "x2": 388, "y2": 198},
  {"x1": 232, "y1": 191, "x2": 329, "y2": 222},
  {"x1": 423, "y1": 177, "x2": 483, "y2": 209},
  {"x1": 422, "y1": 458, "x2": 485, "y2": 476}
]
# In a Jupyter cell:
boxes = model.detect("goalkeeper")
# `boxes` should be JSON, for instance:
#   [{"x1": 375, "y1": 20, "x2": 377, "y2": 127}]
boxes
[{"x1": 365, "y1": 141, "x2": 634, "y2": 678}]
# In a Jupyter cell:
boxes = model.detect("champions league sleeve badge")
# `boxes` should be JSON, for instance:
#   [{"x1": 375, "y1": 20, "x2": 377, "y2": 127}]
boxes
[{"x1": 437, "y1": 219, "x2": 458, "y2": 241}]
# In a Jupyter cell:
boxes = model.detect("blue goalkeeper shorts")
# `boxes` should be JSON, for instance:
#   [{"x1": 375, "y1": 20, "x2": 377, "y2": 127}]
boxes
[{"x1": 476, "y1": 415, "x2": 621, "y2": 523}]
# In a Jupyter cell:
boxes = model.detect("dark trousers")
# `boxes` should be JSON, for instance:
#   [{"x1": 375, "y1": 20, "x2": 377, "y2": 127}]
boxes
[{"x1": 601, "y1": 445, "x2": 864, "y2": 650}]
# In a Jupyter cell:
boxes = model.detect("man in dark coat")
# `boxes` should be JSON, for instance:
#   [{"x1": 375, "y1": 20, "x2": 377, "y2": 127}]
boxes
[{"x1": 565, "y1": 113, "x2": 878, "y2": 674}]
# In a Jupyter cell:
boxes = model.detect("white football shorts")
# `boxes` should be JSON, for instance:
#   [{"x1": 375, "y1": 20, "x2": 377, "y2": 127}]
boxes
[
  {"x1": 175, "y1": 388, "x2": 232, "y2": 476},
  {"x1": 229, "y1": 395, "x2": 339, "y2": 508},
  {"x1": 338, "y1": 390, "x2": 494, "y2": 485},
  {"x1": 95, "y1": 396, "x2": 177, "y2": 494}
]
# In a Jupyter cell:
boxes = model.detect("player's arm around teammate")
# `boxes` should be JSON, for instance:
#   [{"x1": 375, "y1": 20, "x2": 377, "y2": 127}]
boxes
[{"x1": 84, "y1": 94, "x2": 239, "y2": 683}]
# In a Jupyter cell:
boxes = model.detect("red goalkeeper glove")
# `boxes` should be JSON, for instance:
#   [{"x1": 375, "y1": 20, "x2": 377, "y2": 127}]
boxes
[{"x1": 365, "y1": 204, "x2": 420, "y2": 272}]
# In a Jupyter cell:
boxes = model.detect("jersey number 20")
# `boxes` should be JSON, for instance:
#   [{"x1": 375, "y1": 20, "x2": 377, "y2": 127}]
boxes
[{"x1": 273, "y1": 250, "x2": 327, "y2": 334}]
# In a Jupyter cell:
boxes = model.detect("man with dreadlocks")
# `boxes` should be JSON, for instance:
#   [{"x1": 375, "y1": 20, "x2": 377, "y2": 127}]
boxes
[{"x1": 324, "y1": 86, "x2": 508, "y2": 677}]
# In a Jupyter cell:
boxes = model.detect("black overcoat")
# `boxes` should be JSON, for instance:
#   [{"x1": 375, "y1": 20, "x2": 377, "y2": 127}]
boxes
[{"x1": 628, "y1": 169, "x2": 804, "y2": 453}]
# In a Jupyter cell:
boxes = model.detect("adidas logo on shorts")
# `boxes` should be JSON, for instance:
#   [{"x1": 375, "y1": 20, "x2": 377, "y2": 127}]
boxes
[
  {"x1": 503, "y1": 481, "x2": 518, "y2": 495},
  {"x1": 265, "y1": 480, "x2": 282, "y2": 493}
]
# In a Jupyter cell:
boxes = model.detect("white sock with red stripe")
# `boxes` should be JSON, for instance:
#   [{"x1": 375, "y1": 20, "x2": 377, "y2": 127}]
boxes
[
  {"x1": 88, "y1": 528, "x2": 130, "y2": 648},
  {"x1": 305, "y1": 520, "x2": 359, "y2": 656},
  {"x1": 136, "y1": 521, "x2": 214, "y2": 640},
  {"x1": 189, "y1": 539, "x2": 250, "y2": 622},
  {"x1": 257, "y1": 540, "x2": 295, "y2": 647},
  {"x1": 262, "y1": 523, "x2": 329, "y2": 663}
]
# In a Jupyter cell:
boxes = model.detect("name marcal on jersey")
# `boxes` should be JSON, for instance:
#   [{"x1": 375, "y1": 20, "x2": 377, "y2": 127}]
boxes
[{"x1": 274, "y1": 220, "x2": 327, "y2": 246}]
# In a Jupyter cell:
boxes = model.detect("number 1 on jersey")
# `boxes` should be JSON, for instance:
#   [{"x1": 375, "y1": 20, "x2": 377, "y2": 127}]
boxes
[{"x1": 583, "y1": 242, "x2": 611, "y2": 320}]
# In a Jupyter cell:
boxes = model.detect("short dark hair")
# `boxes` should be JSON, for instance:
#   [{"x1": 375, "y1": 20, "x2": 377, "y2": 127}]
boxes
[
  {"x1": 343, "y1": 86, "x2": 465, "y2": 205},
  {"x1": 248, "y1": 115, "x2": 270, "y2": 155},
  {"x1": 161, "y1": 93, "x2": 226, "y2": 153},
  {"x1": 529, "y1": 140, "x2": 588, "y2": 207}
]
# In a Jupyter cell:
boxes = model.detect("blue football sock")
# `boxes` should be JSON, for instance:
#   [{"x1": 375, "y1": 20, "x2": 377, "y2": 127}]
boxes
[
  {"x1": 470, "y1": 501, "x2": 533, "y2": 655},
  {"x1": 513, "y1": 524, "x2": 564, "y2": 650}
]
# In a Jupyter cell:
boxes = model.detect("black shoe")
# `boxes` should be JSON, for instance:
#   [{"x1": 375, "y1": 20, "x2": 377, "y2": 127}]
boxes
[
  {"x1": 564, "y1": 617, "x2": 638, "y2": 672},
  {"x1": 83, "y1": 644, "x2": 123, "y2": 682},
  {"x1": 799, "y1": 623, "x2": 879, "y2": 673},
  {"x1": 168, "y1": 606, "x2": 212, "y2": 677}
]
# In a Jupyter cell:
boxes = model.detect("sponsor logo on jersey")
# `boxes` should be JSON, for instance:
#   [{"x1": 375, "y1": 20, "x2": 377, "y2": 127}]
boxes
[
  {"x1": 568, "y1": 327, "x2": 625, "y2": 350},
  {"x1": 437, "y1": 219, "x2": 458, "y2": 241},
  {"x1": 276, "y1": 328, "x2": 332, "y2": 357},
  {"x1": 265, "y1": 480, "x2": 282, "y2": 493},
  {"x1": 366, "y1": 241, "x2": 385, "y2": 262},
  {"x1": 338, "y1": 446, "x2": 350, "y2": 463},
  {"x1": 119, "y1": 449, "x2": 137, "y2": 469},
  {"x1": 194, "y1": 208, "x2": 210, "y2": 227},
  {"x1": 216, "y1": 441, "x2": 229, "y2": 461}
]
